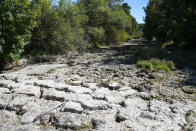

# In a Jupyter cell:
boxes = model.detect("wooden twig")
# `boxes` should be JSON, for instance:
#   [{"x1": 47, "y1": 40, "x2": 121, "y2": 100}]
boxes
[{"x1": 34, "y1": 100, "x2": 67, "y2": 122}]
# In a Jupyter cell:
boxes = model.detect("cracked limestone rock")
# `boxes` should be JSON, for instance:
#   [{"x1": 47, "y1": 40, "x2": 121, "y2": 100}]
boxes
[{"x1": 61, "y1": 101, "x2": 83, "y2": 113}]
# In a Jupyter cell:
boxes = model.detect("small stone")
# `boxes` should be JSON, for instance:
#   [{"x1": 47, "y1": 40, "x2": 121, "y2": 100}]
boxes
[
  {"x1": 0, "y1": 80, "x2": 20, "y2": 89},
  {"x1": 119, "y1": 88, "x2": 138, "y2": 97},
  {"x1": 83, "y1": 83, "x2": 97, "y2": 90},
  {"x1": 69, "y1": 81, "x2": 83, "y2": 86},
  {"x1": 88, "y1": 110, "x2": 117, "y2": 130},
  {"x1": 104, "y1": 91, "x2": 125, "y2": 104},
  {"x1": 0, "y1": 94, "x2": 12, "y2": 109},
  {"x1": 107, "y1": 81, "x2": 121, "y2": 90},
  {"x1": 13, "y1": 85, "x2": 40, "y2": 98},
  {"x1": 140, "y1": 92, "x2": 152, "y2": 101},
  {"x1": 8, "y1": 95, "x2": 37, "y2": 111},
  {"x1": 80, "y1": 99, "x2": 109, "y2": 110},
  {"x1": 181, "y1": 86, "x2": 196, "y2": 94},
  {"x1": 148, "y1": 73, "x2": 157, "y2": 79},
  {"x1": 113, "y1": 74, "x2": 119, "y2": 77},
  {"x1": 92, "y1": 87, "x2": 110, "y2": 100},
  {"x1": 140, "y1": 111, "x2": 156, "y2": 120},
  {"x1": 133, "y1": 85, "x2": 146, "y2": 92},
  {"x1": 34, "y1": 80, "x2": 68, "y2": 91},
  {"x1": 63, "y1": 93, "x2": 92, "y2": 102},
  {"x1": 137, "y1": 72, "x2": 146, "y2": 77},
  {"x1": 0, "y1": 110, "x2": 18, "y2": 124},
  {"x1": 1, "y1": 124, "x2": 45, "y2": 131},
  {"x1": 116, "y1": 107, "x2": 141, "y2": 122},
  {"x1": 0, "y1": 88, "x2": 10, "y2": 94},
  {"x1": 170, "y1": 106, "x2": 178, "y2": 114},
  {"x1": 51, "y1": 112, "x2": 92, "y2": 129},
  {"x1": 67, "y1": 86, "x2": 92, "y2": 94},
  {"x1": 61, "y1": 102, "x2": 83, "y2": 113},
  {"x1": 125, "y1": 97, "x2": 147, "y2": 110},
  {"x1": 42, "y1": 88, "x2": 67, "y2": 101},
  {"x1": 150, "y1": 91, "x2": 158, "y2": 98}
]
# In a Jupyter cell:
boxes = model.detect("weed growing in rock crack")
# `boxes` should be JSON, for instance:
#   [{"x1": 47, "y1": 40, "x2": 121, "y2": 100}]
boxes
[
  {"x1": 27, "y1": 73, "x2": 44, "y2": 77},
  {"x1": 46, "y1": 69, "x2": 56, "y2": 74},
  {"x1": 108, "y1": 78, "x2": 118, "y2": 82},
  {"x1": 185, "y1": 110, "x2": 196, "y2": 124},
  {"x1": 74, "y1": 121, "x2": 93, "y2": 131},
  {"x1": 136, "y1": 58, "x2": 175, "y2": 72},
  {"x1": 146, "y1": 79, "x2": 155, "y2": 84},
  {"x1": 39, "y1": 121, "x2": 47, "y2": 129}
]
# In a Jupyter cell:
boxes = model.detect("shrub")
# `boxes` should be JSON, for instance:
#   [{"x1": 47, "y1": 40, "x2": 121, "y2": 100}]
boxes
[
  {"x1": 137, "y1": 60, "x2": 153, "y2": 71},
  {"x1": 136, "y1": 58, "x2": 175, "y2": 72},
  {"x1": 116, "y1": 30, "x2": 131, "y2": 43},
  {"x1": 128, "y1": 46, "x2": 169, "y2": 63}
]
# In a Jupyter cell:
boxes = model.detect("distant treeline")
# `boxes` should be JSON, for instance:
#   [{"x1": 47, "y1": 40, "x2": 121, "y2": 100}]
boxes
[
  {"x1": 0, "y1": 0, "x2": 141, "y2": 63},
  {"x1": 143, "y1": 0, "x2": 196, "y2": 48}
]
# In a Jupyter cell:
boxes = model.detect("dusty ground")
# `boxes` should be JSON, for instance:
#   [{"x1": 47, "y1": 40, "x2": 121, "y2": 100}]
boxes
[{"x1": 0, "y1": 40, "x2": 196, "y2": 131}]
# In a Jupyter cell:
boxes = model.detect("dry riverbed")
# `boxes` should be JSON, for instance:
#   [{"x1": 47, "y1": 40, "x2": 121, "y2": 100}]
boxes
[{"x1": 0, "y1": 40, "x2": 196, "y2": 131}]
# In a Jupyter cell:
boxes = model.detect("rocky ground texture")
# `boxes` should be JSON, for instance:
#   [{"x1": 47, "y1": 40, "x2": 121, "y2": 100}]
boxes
[{"x1": 0, "y1": 40, "x2": 196, "y2": 131}]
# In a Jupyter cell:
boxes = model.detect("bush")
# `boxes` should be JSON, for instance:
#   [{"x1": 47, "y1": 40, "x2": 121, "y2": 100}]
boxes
[
  {"x1": 116, "y1": 30, "x2": 131, "y2": 43},
  {"x1": 129, "y1": 46, "x2": 168, "y2": 63},
  {"x1": 87, "y1": 27, "x2": 105, "y2": 46},
  {"x1": 137, "y1": 58, "x2": 175, "y2": 72},
  {"x1": 137, "y1": 60, "x2": 153, "y2": 71}
]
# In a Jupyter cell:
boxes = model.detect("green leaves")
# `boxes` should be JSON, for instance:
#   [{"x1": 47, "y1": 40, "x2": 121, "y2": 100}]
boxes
[
  {"x1": 0, "y1": 0, "x2": 141, "y2": 61},
  {"x1": 0, "y1": 0, "x2": 40, "y2": 61},
  {"x1": 144, "y1": 0, "x2": 196, "y2": 47},
  {"x1": 77, "y1": 0, "x2": 139, "y2": 45},
  {"x1": 0, "y1": 45, "x2": 3, "y2": 54},
  {"x1": 27, "y1": 0, "x2": 89, "y2": 55},
  {"x1": 4, "y1": 11, "x2": 14, "y2": 21}
]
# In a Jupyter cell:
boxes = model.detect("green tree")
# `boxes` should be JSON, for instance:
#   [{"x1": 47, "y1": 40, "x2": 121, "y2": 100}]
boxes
[
  {"x1": 121, "y1": 3, "x2": 141, "y2": 39},
  {"x1": 144, "y1": 0, "x2": 196, "y2": 48},
  {"x1": 27, "y1": 0, "x2": 88, "y2": 55},
  {"x1": 77, "y1": 0, "x2": 135, "y2": 45},
  {"x1": 122, "y1": 3, "x2": 131, "y2": 16},
  {"x1": 0, "y1": 0, "x2": 39, "y2": 62}
]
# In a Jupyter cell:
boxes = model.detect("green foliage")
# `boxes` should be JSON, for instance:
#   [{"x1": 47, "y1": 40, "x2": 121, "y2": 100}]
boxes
[
  {"x1": 137, "y1": 60, "x2": 153, "y2": 71},
  {"x1": 130, "y1": 46, "x2": 168, "y2": 62},
  {"x1": 122, "y1": 3, "x2": 131, "y2": 16},
  {"x1": 137, "y1": 58, "x2": 175, "y2": 72},
  {"x1": 144, "y1": 0, "x2": 196, "y2": 48},
  {"x1": 78, "y1": 0, "x2": 140, "y2": 46},
  {"x1": 131, "y1": 17, "x2": 142, "y2": 39},
  {"x1": 1, "y1": 0, "x2": 141, "y2": 62},
  {"x1": 116, "y1": 30, "x2": 130, "y2": 42},
  {"x1": 26, "y1": 0, "x2": 89, "y2": 55},
  {"x1": 87, "y1": 27, "x2": 105, "y2": 46},
  {"x1": 0, "y1": 0, "x2": 39, "y2": 62},
  {"x1": 106, "y1": 26, "x2": 130, "y2": 44}
]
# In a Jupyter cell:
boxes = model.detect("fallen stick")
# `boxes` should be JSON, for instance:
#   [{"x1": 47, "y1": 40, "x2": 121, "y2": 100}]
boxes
[{"x1": 34, "y1": 100, "x2": 67, "y2": 122}]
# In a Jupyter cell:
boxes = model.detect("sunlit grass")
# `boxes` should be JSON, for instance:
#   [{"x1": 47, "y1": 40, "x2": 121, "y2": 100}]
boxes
[{"x1": 137, "y1": 58, "x2": 175, "y2": 72}]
